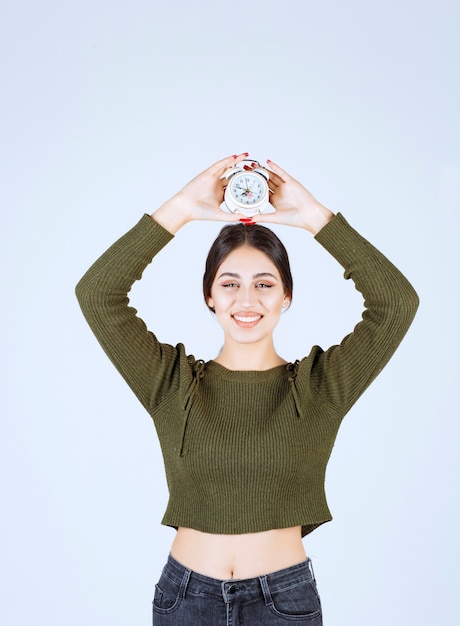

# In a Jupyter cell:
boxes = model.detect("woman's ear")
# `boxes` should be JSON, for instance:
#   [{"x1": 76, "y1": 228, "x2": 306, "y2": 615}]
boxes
[
  {"x1": 207, "y1": 296, "x2": 215, "y2": 312},
  {"x1": 282, "y1": 295, "x2": 291, "y2": 311}
]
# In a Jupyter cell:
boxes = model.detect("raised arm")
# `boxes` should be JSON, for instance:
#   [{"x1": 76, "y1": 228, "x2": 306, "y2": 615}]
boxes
[
  {"x1": 75, "y1": 154, "x2": 250, "y2": 411},
  {"x1": 75, "y1": 215, "x2": 179, "y2": 412},
  {"x1": 254, "y1": 160, "x2": 419, "y2": 413},
  {"x1": 309, "y1": 213, "x2": 419, "y2": 413}
]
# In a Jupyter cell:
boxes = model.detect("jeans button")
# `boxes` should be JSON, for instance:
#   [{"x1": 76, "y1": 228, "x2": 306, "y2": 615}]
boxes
[{"x1": 227, "y1": 584, "x2": 238, "y2": 594}]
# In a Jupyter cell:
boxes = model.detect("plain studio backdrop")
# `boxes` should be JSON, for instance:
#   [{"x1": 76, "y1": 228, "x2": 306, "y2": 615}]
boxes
[{"x1": 1, "y1": 1, "x2": 458, "y2": 625}]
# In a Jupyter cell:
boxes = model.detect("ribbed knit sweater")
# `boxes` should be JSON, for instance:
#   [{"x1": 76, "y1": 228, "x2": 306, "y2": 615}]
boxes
[{"x1": 75, "y1": 213, "x2": 418, "y2": 537}]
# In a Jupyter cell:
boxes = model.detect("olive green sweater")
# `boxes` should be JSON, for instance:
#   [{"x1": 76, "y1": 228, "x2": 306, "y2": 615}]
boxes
[{"x1": 76, "y1": 213, "x2": 418, "y2": 537}]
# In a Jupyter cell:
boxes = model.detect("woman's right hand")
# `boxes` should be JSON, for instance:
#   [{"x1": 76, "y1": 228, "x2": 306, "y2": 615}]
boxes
[
  {"x1": 254, "y1": 160, "x2": 335, "y2": 235},
  {"x1": 151, "y1": 153, "x2": 249, "y2": 234}
]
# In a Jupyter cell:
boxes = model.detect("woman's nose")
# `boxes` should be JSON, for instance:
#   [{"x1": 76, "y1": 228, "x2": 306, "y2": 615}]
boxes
[{"x1": 236, "y1": 287, "x2": 256, "y2": 307}]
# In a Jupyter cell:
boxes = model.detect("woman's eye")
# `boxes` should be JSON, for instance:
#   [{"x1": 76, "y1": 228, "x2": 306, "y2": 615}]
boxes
[
  {"x1": 222, "y1": 282, "x2": 238, "y2": 288},
  {"x1": 256, "y1": 283, "x2": 272, "y2": 289}
]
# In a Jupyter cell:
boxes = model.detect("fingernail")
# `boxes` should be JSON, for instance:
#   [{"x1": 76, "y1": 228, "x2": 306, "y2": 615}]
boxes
[
  {"x1": 243, "y1": 152, "x2": 249, "y2": 156},
  {"x1": 232, "y1": 154, "x2": 237, "y2": 158},
  {"x1": 239, "y1": 218, "x2": 256, "y2": 225},
  {"x1": 266, "y1": 159, "x2": 271, "y2": 163},
  {"x1": 243, "y1": 164, "x2": 251, "y2": 170}
]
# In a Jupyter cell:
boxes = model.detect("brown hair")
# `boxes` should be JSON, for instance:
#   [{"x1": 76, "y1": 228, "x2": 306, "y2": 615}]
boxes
[{"x1": 203, "y1": 223, "x2": 293, "y2": 312}]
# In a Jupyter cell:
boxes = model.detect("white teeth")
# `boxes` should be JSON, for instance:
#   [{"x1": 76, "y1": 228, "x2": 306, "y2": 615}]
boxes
[{"x1": 233, "y1": 315, "x2": 261, "y2": 323}]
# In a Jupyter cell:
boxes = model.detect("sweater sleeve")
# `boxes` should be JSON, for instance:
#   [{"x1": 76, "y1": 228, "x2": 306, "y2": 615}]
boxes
[
  {"x1": 75, "y1": 214, "x2": 183, "y2": 413},
  {"x1": 306, "y1": 213, "x2": 419, "y2": 414}
]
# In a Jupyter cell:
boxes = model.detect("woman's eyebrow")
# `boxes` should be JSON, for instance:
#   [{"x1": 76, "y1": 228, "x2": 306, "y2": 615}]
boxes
[
  {"x1": 217, "y1": 272, "x2": 278, "y2": 280},
  {"x1": 253, "y1": 272, "x2": 278, "y2": 280}
]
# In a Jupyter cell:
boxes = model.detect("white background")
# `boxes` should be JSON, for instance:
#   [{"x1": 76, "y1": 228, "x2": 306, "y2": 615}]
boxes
[{"x1": 1, "y1": 1, "x2": 459, "y2": 625}]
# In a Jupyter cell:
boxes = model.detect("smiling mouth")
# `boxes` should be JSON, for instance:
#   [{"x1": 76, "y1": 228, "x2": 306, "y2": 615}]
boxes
[{"x1": 232, "y1": 314, "x2": 262, "y2": 326}]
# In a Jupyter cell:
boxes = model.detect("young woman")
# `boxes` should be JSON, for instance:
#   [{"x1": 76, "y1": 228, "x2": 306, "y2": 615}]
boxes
[{"x1": 76, "y1": 154, "x2": 418, "y2": 625}]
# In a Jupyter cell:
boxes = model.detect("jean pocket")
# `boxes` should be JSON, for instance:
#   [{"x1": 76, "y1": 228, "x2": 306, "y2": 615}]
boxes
[
  {"x1": 152, "y1": 572, "x2": 183, "y2": 615},
  {"x1": 268, "y1": 579, "x2": 322, "y2": 622}
]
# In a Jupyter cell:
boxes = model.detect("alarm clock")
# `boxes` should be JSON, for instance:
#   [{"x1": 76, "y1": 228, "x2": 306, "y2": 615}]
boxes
[{"x1": 220, "y1": 159, "x2": 276, "y2": 217}]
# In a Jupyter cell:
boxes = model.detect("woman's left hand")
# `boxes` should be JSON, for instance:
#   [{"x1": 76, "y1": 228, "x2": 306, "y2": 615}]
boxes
[
  {"x1": 152, "y1": 153, "x2": 249, "y2": 234},
  {"x1": 253, "y1": 160, "x2": 335, "y2": 235}
]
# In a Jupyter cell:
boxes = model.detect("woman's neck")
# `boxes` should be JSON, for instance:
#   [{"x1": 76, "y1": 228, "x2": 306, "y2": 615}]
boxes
[{"x1": 213, "y1": 341, "x2": 286, "y2": 371}]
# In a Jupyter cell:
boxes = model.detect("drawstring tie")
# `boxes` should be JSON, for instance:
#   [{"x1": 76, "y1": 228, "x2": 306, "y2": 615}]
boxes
[
  {"x1": 179, "y1": 359, "x2": 205, "y2": 456},
  {"x1": 286, "y1": 360, "x2": 304, "y2": 418}
]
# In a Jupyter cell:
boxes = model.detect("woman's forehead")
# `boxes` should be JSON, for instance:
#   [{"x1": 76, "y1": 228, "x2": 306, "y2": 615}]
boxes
[{"x1": 216, "y1": 246, "x2": 280, "y2": 276}]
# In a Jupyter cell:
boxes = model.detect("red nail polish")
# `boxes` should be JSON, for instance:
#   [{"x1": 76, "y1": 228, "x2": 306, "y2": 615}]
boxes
[
  {"x1": 232, "y1": 154, "x2": 237, "y2": 158},
  {"x1": 239, "y1": 218, "x2": 256, "y2": 225},
  {"x1": 266, "y1": 159, "x2": 271, "y2": 163},
  {"x1": 243, "y1": 164, "x2": 251, "y2": 170},
  {"x1": 243, "y1": 152, "x2": 249, "y2": 156}
]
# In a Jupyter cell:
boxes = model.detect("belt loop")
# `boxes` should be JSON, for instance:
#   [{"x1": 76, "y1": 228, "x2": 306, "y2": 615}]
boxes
[
  {"x1": 221, "y1": 582, "x2": 228, "y2": 604},
  {"x1": 307, "y1": 557, "x2": 317, "y2": 583},
  {"x1": 179, "y1": 566, "x2": 191, "y2": 600},
  {"x1": 258, "y1": 575, "x2": 273, "y2": 607}
]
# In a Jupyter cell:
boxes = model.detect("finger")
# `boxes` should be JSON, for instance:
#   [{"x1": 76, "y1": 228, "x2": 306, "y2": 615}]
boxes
[
  {"x1": 267, "y1": 171, "x2": 283, "y2": 187},
  {"x1": 254, "y1": 165, "x2": 277, "y2": 182},
  {"x1": 266, "y1": 159, "x2": 293, "y2": 182},
  {"x1": 204, "y1": 208, "x2": 243, "y2": 223},
  {"x1": 264, "y1": 166, "x2": 284, "y2": 186},
  {"x1": 249, "y1": 212, "x2": 280, "y2": 225},
  {"x1": 209, "y1": 153, "x2": 249, "y2": 176}
]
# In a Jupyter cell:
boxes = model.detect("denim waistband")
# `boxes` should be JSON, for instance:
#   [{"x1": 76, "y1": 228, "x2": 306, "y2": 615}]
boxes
[{"x1": 163, "y1": 553, "x2": 316, "y2": 601}]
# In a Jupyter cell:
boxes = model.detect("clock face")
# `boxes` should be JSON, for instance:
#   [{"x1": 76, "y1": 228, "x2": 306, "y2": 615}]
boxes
[{"x1": 230, "y1": 172, "x2": 268, "y2": 206}]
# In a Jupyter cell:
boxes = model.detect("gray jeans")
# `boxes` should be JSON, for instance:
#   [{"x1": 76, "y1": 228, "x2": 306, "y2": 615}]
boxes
[{"x1": 152, "y1": 554, "x2": 323, "y2": 625}]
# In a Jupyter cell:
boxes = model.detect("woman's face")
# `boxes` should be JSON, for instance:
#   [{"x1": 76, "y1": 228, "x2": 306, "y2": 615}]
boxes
[{"x1": 207, "y1": 245, "x2": 290, "y2": 346}]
